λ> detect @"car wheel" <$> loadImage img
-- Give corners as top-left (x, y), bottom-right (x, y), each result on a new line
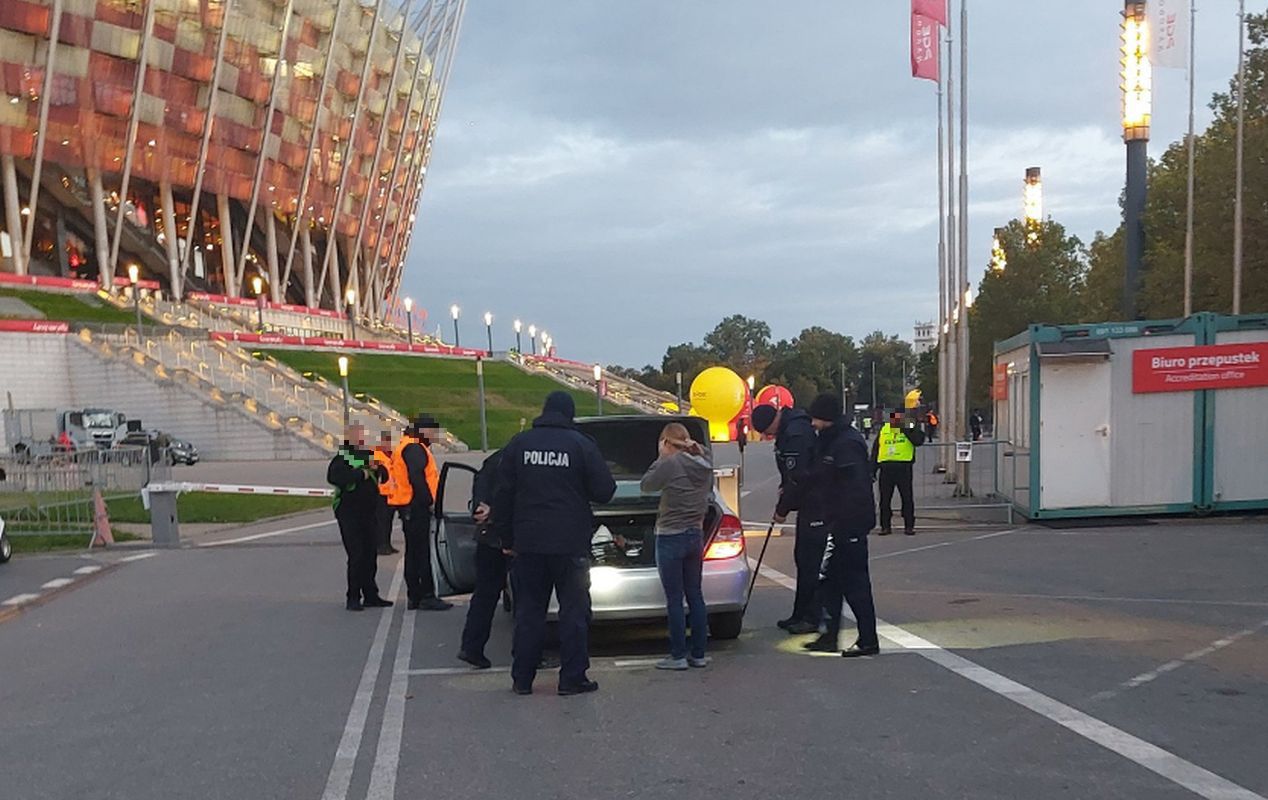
top-left (0, 532), bottom-right (12, 564)
top-left (168, 453), bottom-right (177, 466)
top-left (709, 611), bottom-right (744, 640)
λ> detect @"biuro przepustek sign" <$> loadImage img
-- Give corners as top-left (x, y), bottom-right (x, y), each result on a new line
top-left (1132, 343), bottom-right (1268, 393)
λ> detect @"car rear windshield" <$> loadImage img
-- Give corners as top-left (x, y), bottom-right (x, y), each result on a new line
top-left (578, 417), bottom-right (711, 478)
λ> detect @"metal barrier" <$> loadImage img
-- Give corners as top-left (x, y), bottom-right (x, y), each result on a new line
top-left (875, 439), bottom-right (1014, 522)
top-left (0, 447), bottom-right (155, 536)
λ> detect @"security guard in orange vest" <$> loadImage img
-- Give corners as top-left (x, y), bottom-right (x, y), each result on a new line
top-left (871, 408), bottom-right (926, 535)
top-left (373, 430), bottom-right (402, 556)
top-left (399, 414), bottom-right (451, 611)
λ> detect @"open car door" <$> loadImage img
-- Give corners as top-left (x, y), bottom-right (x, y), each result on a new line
top-left (432, 462), bottom-right (480, 596)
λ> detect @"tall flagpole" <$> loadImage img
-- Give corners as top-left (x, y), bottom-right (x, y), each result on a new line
top-left (956, 0), bottom-right (971, 496)
top-left (936, 57), bottom-right (948, 469)
top-left (1183, 0), bottom-right (1197, 317)
top-left (1232, 0), bottom-right (1246, 315)
top-left (944, 18), bottom-right (959, 479)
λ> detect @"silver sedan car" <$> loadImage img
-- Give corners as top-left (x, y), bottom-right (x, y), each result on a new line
top-left (433, 416), bottom-right (751, 639)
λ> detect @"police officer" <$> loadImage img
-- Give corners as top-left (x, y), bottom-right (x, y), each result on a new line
top-left (800, 394), bottom-right (879, 657)
top-left (494, 392), bottom-right (616, 696)
top-left (399, 415), bottom-right (453, 611)
top-left (751, 401), bottom-right (820, 635)
top-left (457, 448), bottom-right (507, 670)
top-left (326, 423), bottom-right (393, 611)
top-left (871, 408), bottom-right (927, 535)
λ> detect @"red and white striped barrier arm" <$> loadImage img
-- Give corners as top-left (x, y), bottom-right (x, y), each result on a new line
top-left (144, 482), bottom-right (333, 498)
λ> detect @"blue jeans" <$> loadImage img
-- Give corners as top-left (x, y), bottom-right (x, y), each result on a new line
top-left (655, 530), bottom-right (707, 660)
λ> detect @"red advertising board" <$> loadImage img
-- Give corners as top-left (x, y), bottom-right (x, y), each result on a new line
top-left (0, 319), bottom-right (70, 334)
top-left (991, 363), bottom-right (1009, 400)
top-left (1133, 343), bottom-right (1268, 393)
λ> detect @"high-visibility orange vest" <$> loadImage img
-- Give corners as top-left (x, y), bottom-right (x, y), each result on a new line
top-left (927, 412), bottom-right (939, 426)
top-left (372, 449), bottom-right (396, 500)
top-left (388, 435), bottom-right (440, 507)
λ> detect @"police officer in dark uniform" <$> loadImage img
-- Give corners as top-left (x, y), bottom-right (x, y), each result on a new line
top-left (494, 392), bottom-right (616, 696)
top-left (799, 394), bottom-right (879, 657)
top-left (326, 423), bottom-right (393, 611)
top-left (457, 448), bottom-right (507, 670)
top-left (751, 401), bottom-right (820, 635)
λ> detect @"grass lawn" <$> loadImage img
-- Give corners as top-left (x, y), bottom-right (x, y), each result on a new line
top-left (105, 492), bottom-right (330, 524)
top-left (10, 529), bottom-right (141, 554)
top-left (0, 288), bottom-right (136, 324)
top-left (260, 350), bottom-right (638, 449)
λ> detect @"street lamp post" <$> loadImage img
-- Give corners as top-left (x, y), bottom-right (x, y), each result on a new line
top-left (127, 263), bottom-right (142, 340)
top-left (594, 364), bottom-right (603, 415)
top-left (476, 356), bottom-right (489, 451)
top-left (676, 371), bottom-right (684, 411)
top-left (528, 324), bottom-right (537, 355)
top-left (484, 311), bottom-right (493, 355)
top-left (450, 304), bottom-right (460, 348)
top-left (514, 319), bottom-right (522, 354)
top-left (338, 356), bottom-right (350, 427)
top-left (403, 296), bottom-right (414, 345)
top-left (346, 289), bottom-right (358, 341)
top-left (1121, 0), bottom-right (1151, 319)
top-left (252, 275), bottom-right (265, 330)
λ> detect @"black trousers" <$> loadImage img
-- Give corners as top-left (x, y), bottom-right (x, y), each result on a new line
top-left (511, 552), bottom-right (591, 688)
top-left (460, 544), bottom-right (509, 658)
top-left (878, 461), bottom-right (915, 532)
top-left (336, 507), bottom-right (380, 603)
top-left (377, 505), bottom-right (405, 551)
top-left (402, 505), bottom-right (437, 603)
top-left (818, 529), bottom-right (878, 648)
top-left (790, 515), bottom-right (829, 623)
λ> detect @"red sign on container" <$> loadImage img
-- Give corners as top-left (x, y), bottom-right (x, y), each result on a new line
top-left (991, 363), bottom-right (1009, 400)
top-left (1133, 343), bottom-right (1268, 393)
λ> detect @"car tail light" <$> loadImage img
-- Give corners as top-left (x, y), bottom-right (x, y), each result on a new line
top-left (705, 513), bottom-right (745, 560)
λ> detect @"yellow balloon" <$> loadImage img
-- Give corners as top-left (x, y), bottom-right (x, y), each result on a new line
top-left (905, 388), bottom-right (923, 409)
top-left (689, 367), bottom-right (746, 424)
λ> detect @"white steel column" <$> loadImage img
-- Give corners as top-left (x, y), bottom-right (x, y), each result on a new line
top-left (316, 0), bottom-right (388, 313)
top-left (160, 178), bottom-right (181, 297)
top-left (956, 0), bottom-right (971, 496)
top-left (943, 20), bottom-right (959, 480)
top-left (279, 0), bottom-right (350, 295)
top-left (21, 0), bottom-right (63, 262)
top-left (300, 221), bottom-right (315, 307)
top-left (233, 0), bottom-right (295, 294)
top-left (107, 0), bottom-right (158, 281)
top-left (86, 167), bottom-right (111, 289)
top-left (2, 155), bottom-right (26, 275)
top-left (217, 192), bottom-right (237, 295)
top-left (265, 209), bottom-right (281, 302)
top-left (179, 0), bottom-right (235, 286)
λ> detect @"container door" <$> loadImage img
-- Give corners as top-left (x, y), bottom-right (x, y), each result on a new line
top-left (1039, 360), bottom-right (1112, 509)
top-left (433, 462), bottom-right (479, 596)
top-left (1210, 330), bottom-right (1268, 506)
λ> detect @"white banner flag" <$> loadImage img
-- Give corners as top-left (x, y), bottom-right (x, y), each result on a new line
top-left (1150, 0), bottom-right (1190, 69)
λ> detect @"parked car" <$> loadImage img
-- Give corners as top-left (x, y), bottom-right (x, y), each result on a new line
top-left (0, 516), bottom-right (12, 564)
top-left (117, 430), bottom-right (198, 466)
top-left (166, 438), bottom-right (199, 466)
top-left (432, 415), bottom-right (751, 639)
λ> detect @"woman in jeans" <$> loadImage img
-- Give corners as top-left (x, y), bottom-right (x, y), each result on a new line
top-left (640, 423), bottom-right (714, 670)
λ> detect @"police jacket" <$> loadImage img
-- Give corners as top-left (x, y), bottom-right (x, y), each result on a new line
top-left (472, 449), bottom-right (503, 549)
top-left (327, 445), bottom-right (385, 516)
top-left (807, 418), bottom-right (876, 533)
top-left (493, 412), bottom-right (617, 555)
top-left (774, 408), bottom-right (817, 518)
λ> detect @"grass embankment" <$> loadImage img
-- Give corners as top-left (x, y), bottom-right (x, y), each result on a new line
top-left (105, 492), bottom-right (330, 524)
top-left (261, 350), bottom-right (637, 448)
top-left (10, 530), bottom-right (141, 554)
top-left (0, 288), bottom-right (136, 324)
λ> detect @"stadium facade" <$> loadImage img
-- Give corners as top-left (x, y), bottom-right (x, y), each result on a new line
top-left (0, 0), bottom-right (464, 319)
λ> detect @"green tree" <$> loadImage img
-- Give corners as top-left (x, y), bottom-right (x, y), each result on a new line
top-left (764, 326), bottom-right (859, 406)
top-left (856, 331), bottom-right (914, 411)
top-left (914, 345), bottom-right (938, 402)
top-left (702, 315), bottom-right (773, 378)
top-left (660, 342), bottom-right (713, 391)
top-left (968, 219), bottom-right (1089, 410)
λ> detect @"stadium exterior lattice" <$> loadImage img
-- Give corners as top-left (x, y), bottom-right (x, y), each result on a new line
top-left (0, 0), bottom-right (465, 321)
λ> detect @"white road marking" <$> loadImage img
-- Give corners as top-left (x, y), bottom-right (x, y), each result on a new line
top-left (366, 578), bottom-right (417, 800)
top-left (320, 558), bottom-right (405, 800)
top-left (73, 565), bottom-right (102, 575)
top-left (118, 552), bottom-right (157, 563)
top-left (871, 528), bottom-right (1020, 561)
top-left (883, 589), bottom-right (1268, 609)
top-left (2, 593), bottom-right (40, 606)
top-left (404, 658), bottom-right (678, 677)
top-left (200, 520), bottom-right (334, 547)
top-left (753, 561), bottom-right (1265, 800)
top-left (41, 578), bottom-right (74, 589)
top-left (1092, 619), bottom-right (1268, 702)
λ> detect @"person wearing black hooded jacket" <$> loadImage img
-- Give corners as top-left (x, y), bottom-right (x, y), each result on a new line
top-left (751, 402), bottom-right (821, 634)
top-left (493, 391), bottom-right (616, 696)
top-left (800, 394), bottom-right (879, 658)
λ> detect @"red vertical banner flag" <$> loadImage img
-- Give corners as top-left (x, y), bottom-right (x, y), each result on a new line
top-left (913, 0), bottom-right (948, 26)
top-left (911, 12), bottom-right (940, 82)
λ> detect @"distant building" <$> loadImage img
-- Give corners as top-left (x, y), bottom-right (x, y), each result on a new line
top-left (913, 321), bottom-right (936, 355)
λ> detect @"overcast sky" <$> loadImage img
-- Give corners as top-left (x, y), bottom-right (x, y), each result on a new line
top-left (403, 1), bottom-right (1245, 367)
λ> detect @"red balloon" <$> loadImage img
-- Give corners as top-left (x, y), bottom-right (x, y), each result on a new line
top-left (755, 385), bottom-right (794, 410)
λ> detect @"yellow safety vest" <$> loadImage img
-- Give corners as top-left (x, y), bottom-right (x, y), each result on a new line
top-left (877, 424), bottom-right (915, 463)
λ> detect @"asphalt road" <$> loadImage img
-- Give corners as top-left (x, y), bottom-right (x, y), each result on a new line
top-left (1, 441), bottom-right (1265, 799)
